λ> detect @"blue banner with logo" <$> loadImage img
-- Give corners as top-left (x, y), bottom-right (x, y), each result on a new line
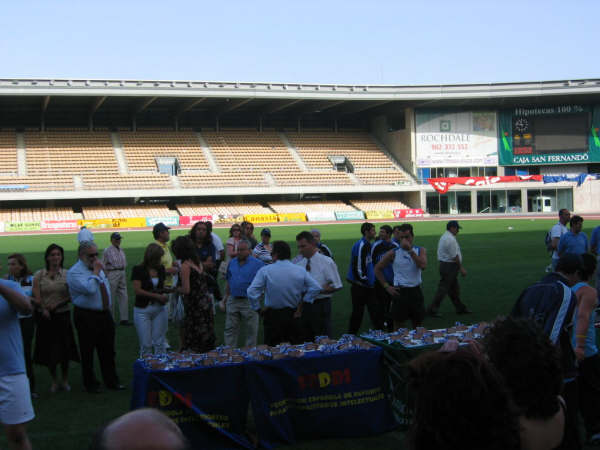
top-left (335, 211), bottom-right (365, 221)
top-left (245, 348), bottom-right (396, 445)
top-left (131, 362), bottom-right (255, 449)
top-left (145, 216), bottom-right (180, 227)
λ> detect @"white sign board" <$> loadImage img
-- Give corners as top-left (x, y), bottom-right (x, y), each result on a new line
top-left (416, 111), bottom-right (498, 167)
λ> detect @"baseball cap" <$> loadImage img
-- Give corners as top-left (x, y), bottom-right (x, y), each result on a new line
top-left (110, 232), bottom-right (122, 240)
top-left (153, 222), bottom-right (170, 234)
top-left (261, 228), bottom-right (271, 236)
top-left (446, 220), bottom-right (462, 230)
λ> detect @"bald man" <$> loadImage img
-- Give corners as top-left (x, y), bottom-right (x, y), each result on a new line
top-left (89, 408), bottom-right (189, 450)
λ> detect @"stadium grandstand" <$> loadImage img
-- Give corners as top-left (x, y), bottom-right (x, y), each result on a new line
top-left (0, 77), bottom-right (599, 231)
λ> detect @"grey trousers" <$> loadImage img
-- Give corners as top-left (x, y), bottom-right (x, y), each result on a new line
top-left (224, 297), bottom-right (259, 348)
top-left (107, 270), bottom-right (129, 322)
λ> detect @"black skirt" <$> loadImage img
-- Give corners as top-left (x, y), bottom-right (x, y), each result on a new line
top-left (34, 310), bottom-right (80, 367)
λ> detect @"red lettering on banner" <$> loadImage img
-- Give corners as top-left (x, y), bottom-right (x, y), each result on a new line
top-left (174, 391), bottom-right (193, 408)
top-left (427, 175), bottom-right (542, 194)
top-left (393, 209), bottom-right (424, 219)
top-left (298, 369), bottom-right (352, 390)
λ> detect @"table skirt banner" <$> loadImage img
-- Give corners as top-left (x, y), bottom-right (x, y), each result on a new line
top-left (245, 348), bottom-right (396, 445)
top-left (131, 362), bottom-right (255, 449)
top-left (179, 215), bottom-right (214, 226)
top-left (392, 209), bottom-right (425, 219)
top-left (244, 213), bottom-right (279, 224)
top-left (277, 213), bottom-right (307, 222)
top-left (364, 210), bottom-right (395, 220)
top-left (306, 211), bottom-right (336, 222)
top-left (335, 211), bottom-right (365, 221)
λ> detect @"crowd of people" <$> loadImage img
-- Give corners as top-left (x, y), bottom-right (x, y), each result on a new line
top-left (1, 213), bottom-right (600, 449)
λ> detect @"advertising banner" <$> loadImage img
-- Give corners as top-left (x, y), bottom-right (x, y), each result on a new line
top-left (244, 214), bottom-right (278, 224)
top-left (41, 220), bottom-right (79, 231)
top-left (277, 213), bottom-right (307, 222)
top-left (5, 221), bottom-right (42, 232)
top-left (427, 175), bottom-right (542, 194)
top-left (335, 211), bottom-right (365, 221)
top-left (498, 104), bottom-right (600, 166)
top-left (0, 222), bottom-right (4, 233)
top-left (416, 110), bottom-right (498, 167)
top-left (306, 211), bottom-right (336, 222)
top-left (145, 216), bottom-right (180, 227)
top-left (214, 214), bottom-right (244, 224)
top-left (111, 217), bottom-right (148, 228)
top-left (78, 219), bottom-right (113, 229)
top-left (246, 348), bottom-right (396, 445)
top-left (393, 209), bottom-right (425, 219)
top-left (179, 215), bottom-right (214, 226)
top-left (364, 210), bottom-right (395, 220)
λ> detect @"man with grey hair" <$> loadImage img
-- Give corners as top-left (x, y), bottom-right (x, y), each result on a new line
top-left (224, 240), bottom-right (264, 347)
top-left (67, 241), bottom-right (123, 394)
top-left (89, 408), bottom-right (189, 450)
top-left (311, 229), bottom-right (333, 260)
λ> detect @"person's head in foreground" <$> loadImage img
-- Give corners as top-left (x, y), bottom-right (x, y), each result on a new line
top-left (408, 348), bottom-right (520, 450)
top-left (89, 408), bottom-right (189, 450)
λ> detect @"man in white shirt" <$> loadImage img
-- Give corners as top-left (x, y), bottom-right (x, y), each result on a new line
top-left (78, 226), bottom-right (94, 243)
top-left (550, 209), bottom-right (571, 271)
top-left (295, 231), bottom-right (343, 339)
top-left (426, 220), bottom-right (471, 318)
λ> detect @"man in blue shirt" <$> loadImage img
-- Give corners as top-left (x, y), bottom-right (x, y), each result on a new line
top-left (225, 240), bottom-right (264, 347)
top-left (0, 279), bottom-right (34, 450)
top-left (347, 222), bottom-right (380, 334)
top-left (247, 241), bottom-right (321, 346)
top-left (558, 215), bottom-right (589, 257)
top-left (67, 241), bottom-right (123, 393)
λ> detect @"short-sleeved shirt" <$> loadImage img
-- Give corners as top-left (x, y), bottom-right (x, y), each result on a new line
top-left (155, 240), bottom-right (175, 287)
top-left (211, 232), bottom-right (224, 261)
top-left (226, 256), bottom-right (264, 298)
top-left (7, 275), bottom-right (33, 319)
top-left (33, 269), bottom-right (70, 314)
top-left (550, 222), bottom-right (569, 260)
top-left (252, 242), bottom-right (273, 264)
top-left (437, 230), bottom-right (461, 263)
top-left (295, 252), bottom-right (342, 300)
top-left (558, 231), bottom-right (589, 256)
top-left (0, 279), bottom-right (27, 376)
top-left (77, 227), bottom-right (94, 243)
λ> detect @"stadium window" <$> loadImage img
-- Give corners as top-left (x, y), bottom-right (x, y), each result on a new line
top-left (457, 167), bottom-right (470, 177)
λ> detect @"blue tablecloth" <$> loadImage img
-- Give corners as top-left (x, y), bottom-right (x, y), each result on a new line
top-left (131, 347), bottom-right (397, 448)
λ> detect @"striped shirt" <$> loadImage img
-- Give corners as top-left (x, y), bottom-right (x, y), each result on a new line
top-left (102, 245), bottom-right (127, 271)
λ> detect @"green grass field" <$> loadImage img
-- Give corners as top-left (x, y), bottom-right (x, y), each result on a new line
top-left (1, 217), bottom-right (599, 449)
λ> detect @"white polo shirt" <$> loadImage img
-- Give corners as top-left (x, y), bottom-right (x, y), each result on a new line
top-left (437, 230), bottom-right (462, 263)
top-left (550, 222), bottom-right (568, 261)
top-left (295, 251), bottom-right (343, 300)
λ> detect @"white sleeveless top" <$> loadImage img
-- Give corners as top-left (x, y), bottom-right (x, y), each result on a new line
top-left (392, 246), bottom-right (422, 287)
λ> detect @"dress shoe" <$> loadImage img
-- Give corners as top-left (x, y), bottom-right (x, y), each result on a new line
top-left (107, 384), bottom-right (126, 391)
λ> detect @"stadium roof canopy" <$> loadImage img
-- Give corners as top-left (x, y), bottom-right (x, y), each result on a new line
top-left (2, 78), bottom-right (600, 128)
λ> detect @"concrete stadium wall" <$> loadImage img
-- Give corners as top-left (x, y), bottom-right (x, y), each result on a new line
top-left (370, 108), bottom-right (415, 175)
top-left (573, 179), bottom-right (600, 213)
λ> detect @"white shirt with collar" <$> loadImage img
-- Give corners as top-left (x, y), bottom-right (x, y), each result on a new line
top-left (437, 230), bottom-right (462, 263)
top-left (295, 251), bottom-right (343, 299)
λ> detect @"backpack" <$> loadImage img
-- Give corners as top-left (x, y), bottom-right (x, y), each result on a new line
top-left (544, 230), bottom-right (554, 252)
top-left (511, 278), bottom-right (577, 377)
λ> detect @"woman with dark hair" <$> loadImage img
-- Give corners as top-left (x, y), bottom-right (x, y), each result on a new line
top-left (171, 236), bottom-right (215, 353)
top-left (32, 244), bottom-right (79, 393)
top-left (219, 223), bottom-right (242, 279)
top-left (5, 253), bottom-right (37, 398)
top-left (482, 317), bottom-right (566, 450)
top-left (190, 221), bottom-right (216, 275)
top-left (408, 348), bottom-right (520, 450)
top-left (132, 243), bottom-right (169, 356)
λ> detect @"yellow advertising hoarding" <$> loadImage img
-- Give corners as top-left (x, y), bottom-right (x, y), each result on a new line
top-left (364, 210), bottom-right (395, 220)
top-left (277, 213), bottom-right (307, 222)
top-left (244, 214), bottom-right (279, 224)
top-left (77, 217), bottom-right (148, 229)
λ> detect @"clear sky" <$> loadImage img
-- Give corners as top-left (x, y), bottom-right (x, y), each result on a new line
top-left (1, 0), bottom-right (598, 85)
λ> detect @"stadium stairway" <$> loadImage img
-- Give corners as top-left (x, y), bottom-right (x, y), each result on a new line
top-left (16, 132), bottom-right (26, 176)
top-left (196, 132), bottom-right (220, 173)
top-left (369, 134), bottom-right (417, 182)
top-left (110, 132), bottom-right (129, 174)
top-left (279, 132), bottom-right (308, 171)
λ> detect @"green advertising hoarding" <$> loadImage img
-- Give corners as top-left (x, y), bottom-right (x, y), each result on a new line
top-left (498, 104), bottom-right (600, 165)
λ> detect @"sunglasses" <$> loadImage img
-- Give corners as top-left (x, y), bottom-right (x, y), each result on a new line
top-left (87, 252), bottom-right (99, 258)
